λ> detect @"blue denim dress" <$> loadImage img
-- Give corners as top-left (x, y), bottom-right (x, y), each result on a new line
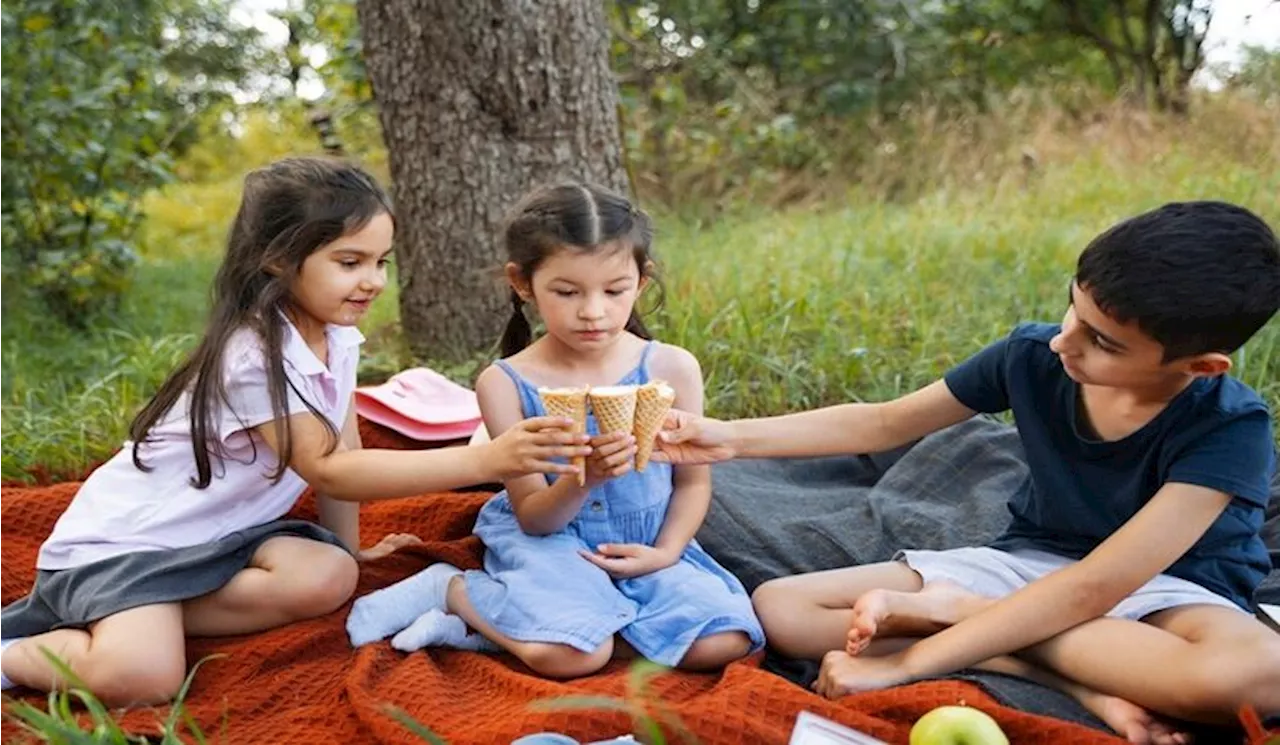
top-left (463, 343), bottom-right (764, 666)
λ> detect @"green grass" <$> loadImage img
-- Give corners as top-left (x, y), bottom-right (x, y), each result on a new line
top-left (3, 124), bottom-right (1279, 483)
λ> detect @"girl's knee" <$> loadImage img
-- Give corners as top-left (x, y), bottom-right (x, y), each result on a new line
top-left (677, 632), bottom-right (753, 671)
top-left (81, 648), bottom-right (187, 707)
top-left (280, 547), bottom-right (358, 618)
top-left (522, 640), bottom-right (612, 679)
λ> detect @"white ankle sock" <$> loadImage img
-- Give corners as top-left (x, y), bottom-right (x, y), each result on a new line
top-left (1, 638), bottom-right (23, 690)
top-left (390, 609), bottom-right (499, 653)
top-left (345, 563), bottom-right (462, 647)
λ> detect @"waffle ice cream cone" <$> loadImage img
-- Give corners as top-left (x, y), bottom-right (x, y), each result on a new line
top-left (588, 385), bottom-right (638, 436)
top-left (633, 380), bottom-right (676, 471)
top-left (538, 386), bottom-right (589, 486)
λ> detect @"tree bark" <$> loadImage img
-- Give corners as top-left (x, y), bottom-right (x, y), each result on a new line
top-left (357, 0), bottom-right (629, 359)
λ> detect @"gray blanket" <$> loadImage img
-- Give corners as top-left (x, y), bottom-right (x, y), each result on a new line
top-left (698, 416), bottom-right (1280, 736)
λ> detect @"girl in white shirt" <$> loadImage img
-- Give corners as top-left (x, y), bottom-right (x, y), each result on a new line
top-left (0, 157), bottom-right (591, 706)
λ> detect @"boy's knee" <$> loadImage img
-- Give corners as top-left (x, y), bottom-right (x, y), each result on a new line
top-left (1242, 638), bottom-right (1280, 714)
top-left (750, 579), bottom-right (787, 620)
top-left (523, 641), bottom-right (612, 679)
top-left (280, 548), bottom-right (358, 619)
top-left (752, 580), bottom-right (805, 636)
top-left (1183, 639), bottom-right (1280, 717)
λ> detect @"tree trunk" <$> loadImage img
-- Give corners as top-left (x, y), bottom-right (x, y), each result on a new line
top-left (357, 0), bottom-right (629, 359)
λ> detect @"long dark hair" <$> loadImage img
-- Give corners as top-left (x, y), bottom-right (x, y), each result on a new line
top-left (129, 157), bottom-right (393, 487)
top-left (499, 182), bottom-right (661, 358)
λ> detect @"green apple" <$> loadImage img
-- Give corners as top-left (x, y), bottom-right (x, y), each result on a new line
top-left (909, 705), bottom-right (1010, 745)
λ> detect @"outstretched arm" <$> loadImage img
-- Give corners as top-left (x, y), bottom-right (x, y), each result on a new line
top-left (659, 379), bottom-right (977, 463)
top-left (255, 398), bottom-right (591, 502)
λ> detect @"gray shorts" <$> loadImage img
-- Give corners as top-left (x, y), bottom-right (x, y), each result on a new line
top-left (897, 546), bottom-right (1244, 620)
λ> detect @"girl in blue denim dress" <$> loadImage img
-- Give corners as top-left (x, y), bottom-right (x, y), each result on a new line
top-left (347, 182), bottom-right (763, 677)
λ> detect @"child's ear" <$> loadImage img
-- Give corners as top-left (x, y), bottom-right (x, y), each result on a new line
top-left (1183, 352), bottom-right (1231, 378)
top-left (504, 262), bottom-right (533, 302)
top-left (638, 260), bottom-right (656, 293)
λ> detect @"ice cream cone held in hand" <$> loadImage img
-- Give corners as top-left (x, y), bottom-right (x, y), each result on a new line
top-left (537, 386), bottom-right (589, 485)
top-left (634, 380), bottom-right (676, 471)
top-left (588, 386), bottom-right (638, 436)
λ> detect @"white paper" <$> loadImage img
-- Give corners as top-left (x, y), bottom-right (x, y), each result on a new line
top-left (789, 711), bottom-right (889, 745)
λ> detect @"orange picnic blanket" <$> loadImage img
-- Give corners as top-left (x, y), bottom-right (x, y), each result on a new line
top-left (1, 424), bottom-right (1122, 744)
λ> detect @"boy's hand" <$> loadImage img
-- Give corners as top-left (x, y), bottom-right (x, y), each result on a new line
top-left (487, 416), bottom-right (592, 480)
top-left (580, 543), bottom-right (677, 579)
top-left (584, 431), bottom-right (637, 486)
top-left (651, 409), bottom-right (737, 465)
top-left (357, 532), bottom-right (424, 562)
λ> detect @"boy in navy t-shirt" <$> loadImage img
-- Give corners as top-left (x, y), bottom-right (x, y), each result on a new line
top-left (657, 201), bottom-right (1280, 741)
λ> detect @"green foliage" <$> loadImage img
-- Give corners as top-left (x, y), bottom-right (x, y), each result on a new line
top-left (2, 650), bottom-right (223, 744)
top-left (1226, 45), bottom-right (1280, 103)
top-left (529, 661), bottom-right (695, 744)
top-left (4, 94), bottom-right (1276, 483)
top-left (0, 0), bottom-right (263, 324)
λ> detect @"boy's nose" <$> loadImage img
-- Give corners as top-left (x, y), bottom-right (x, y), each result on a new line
top-left (1049, 329), bottom-right (1077, 356)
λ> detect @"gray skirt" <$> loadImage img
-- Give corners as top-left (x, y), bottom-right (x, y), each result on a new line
top-left (1, 519), bottom-right (347, 638)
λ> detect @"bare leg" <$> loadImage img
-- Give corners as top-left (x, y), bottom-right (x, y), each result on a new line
top-left (445, 576), bottom-right (611, 679)
top-left (677, 631), bottom-right (753, 671)
top-left (183, 536), bottom-right (358, 636)
top-left (1, 604), bottom-right (186, 707)
top-left (751, 561), bottom-right (923, 659)
top-left (845, 582), bottom-right (986, 654)
top-left (854, 638), bottom-right (1190, 745)
top-left (840, 581), bottom-right (1280, 724)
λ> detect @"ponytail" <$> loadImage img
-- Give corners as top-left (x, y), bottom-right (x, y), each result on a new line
top-left (499, 291), bottom-right (533, 357)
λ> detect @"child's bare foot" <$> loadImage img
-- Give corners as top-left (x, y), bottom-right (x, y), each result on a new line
top-left (845, 582), bottom-right (986, 655)
top-left (1083, 692), bottom-right (1191, 745)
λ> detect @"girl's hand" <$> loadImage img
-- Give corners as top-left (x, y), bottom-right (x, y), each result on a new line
top-left (584, 432), bottom-right (637, 486)
top-left (488, 416), bottom-right (593, 480)
top-left (580, 543), bottom-right (678, 579)
top-left (357, 532), bottom-right (424, 562)
top-left (652, 409), bottom-right (737, 465)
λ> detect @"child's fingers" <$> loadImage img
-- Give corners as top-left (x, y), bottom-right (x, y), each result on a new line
top-left (536, 444), bottom-right (593, 459)
top-left (523, 415), bottom-right (578, 432)
top-left (533, 430), bottom-right (591, 446)
top-left (594, 543), bottom-right (642, 558)
top-left (600, 443), bottom-right (637, 465)
top-left (529, 460), bottom-right (580, 475)
top-left (591, 433), bottom-right (635, 455)
top-left (578, 550), bottom-right (617, 572)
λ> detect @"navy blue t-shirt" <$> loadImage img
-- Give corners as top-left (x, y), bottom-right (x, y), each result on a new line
top-left (944, 323), bottom-right (1274, 610)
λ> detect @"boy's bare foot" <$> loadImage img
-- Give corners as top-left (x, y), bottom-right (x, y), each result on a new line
top-left (846, 582), bottom-right (986, 655)
top-left (1083, 691), bottom-right (1191, 745)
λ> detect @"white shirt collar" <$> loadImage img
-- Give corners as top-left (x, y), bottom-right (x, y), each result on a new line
top-left (279, 314), bottom-right (365, 376)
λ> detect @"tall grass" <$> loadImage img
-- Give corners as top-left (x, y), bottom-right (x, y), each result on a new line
top-left (2, 93), bottom-right (1277, 483)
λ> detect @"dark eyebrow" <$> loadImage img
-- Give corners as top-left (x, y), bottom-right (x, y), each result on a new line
top-left (334, 247), bottom-right (393, 259)
top-left (1069, 283), bottom-right (1128, 351)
